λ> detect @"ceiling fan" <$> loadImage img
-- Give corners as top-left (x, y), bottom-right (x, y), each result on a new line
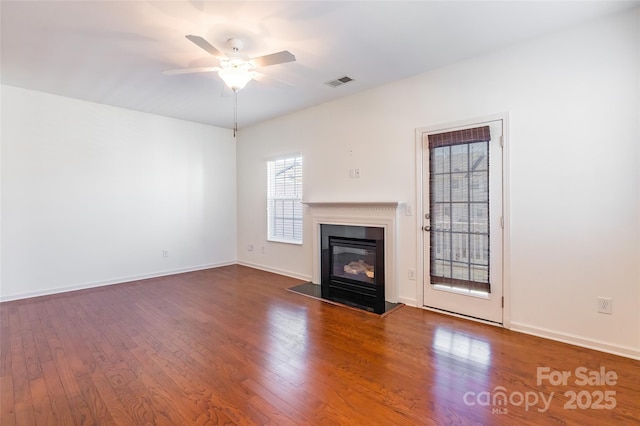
top-left (164, 35), bottom-right (296, 91)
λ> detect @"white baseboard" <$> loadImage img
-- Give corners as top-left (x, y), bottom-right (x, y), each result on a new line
top-left (398, 296), bottom-right (418, 307)
top-left (510, 321), bottom-right (640, 361)
top-left (0, 261), bottom-right (236, 303)
top-left (236, 261), bottom-right (312, 282)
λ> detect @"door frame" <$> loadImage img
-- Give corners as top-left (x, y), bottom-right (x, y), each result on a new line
top-left (414, 113), bottom-right (511, 328)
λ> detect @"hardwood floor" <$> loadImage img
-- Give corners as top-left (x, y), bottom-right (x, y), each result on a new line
top-left (1, 264), bottom-right (638, 425)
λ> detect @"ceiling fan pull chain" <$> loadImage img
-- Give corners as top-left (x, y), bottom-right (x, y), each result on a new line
top-left (234, 89), bottom-right (238, 137)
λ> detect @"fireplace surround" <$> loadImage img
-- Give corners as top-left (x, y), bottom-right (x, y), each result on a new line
top-left (305, 201), bottom-right (400, 312)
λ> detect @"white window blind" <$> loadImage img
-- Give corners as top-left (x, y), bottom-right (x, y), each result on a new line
top-left (267, 155), bottom-right (303, 244)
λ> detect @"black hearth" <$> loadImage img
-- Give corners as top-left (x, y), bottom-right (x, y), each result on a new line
top-left (320, 224), bottom-right (385, 314)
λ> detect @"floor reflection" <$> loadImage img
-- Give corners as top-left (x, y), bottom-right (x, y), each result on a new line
top-left (432, 327), bottom-right (492, 367)
top-left (263, 304), bottom-right (310, 384)
top-left (428, 327), bottom-right (493, 422)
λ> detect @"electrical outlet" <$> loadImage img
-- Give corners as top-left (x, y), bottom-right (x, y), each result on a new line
top-left (162, 250), bottom-right (169, 258)
top-left (408, 269), bottom-right (416, 280)
top-left (597, 297), bottom-right (612, 314)
top-left (247, 245), bottom-right (254, 251)
top-left (261, 246), bottom-right (265, 254)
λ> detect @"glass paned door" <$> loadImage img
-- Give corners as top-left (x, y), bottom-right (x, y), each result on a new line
top-left (422, 120), bottom-right (503, 324)
top-left (431, 141), bottom-right (490, 293)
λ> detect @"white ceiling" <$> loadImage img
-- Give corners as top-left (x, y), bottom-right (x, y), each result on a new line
top-left (2, 1), bottom-right (638, 129)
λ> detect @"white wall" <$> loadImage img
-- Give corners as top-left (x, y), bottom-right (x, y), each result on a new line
top-left (237, 9), bottom-right (640, 358)
top-left (1, 85), bottom-right (237, 301)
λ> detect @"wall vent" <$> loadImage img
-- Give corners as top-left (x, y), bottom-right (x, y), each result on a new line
top-left (325, 76), bottom-right (354, 88)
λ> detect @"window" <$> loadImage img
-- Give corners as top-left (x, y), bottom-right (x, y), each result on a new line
top-left (267, 155), bottom-right (303, 244)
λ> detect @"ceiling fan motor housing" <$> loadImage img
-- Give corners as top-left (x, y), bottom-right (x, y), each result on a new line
top-left (227, 38), bottom-right (243, 52)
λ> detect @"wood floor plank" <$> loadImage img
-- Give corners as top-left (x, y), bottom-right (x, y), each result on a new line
top-left (0, 374), bottom-right (17, 425)
top-left (14, 401), bottom-right (37, 426)
top-left (0, 325), bottom-right (12, 377)
top-left (29, 376), bottom-right (55, 425)
top-left (95, 356), bottom-right (158, 425)
top-left (40, 360), bottom-right (75, 425)
top-left (51, 298), bottom-right (103, 377)
top-left (46, 337), bottom-right (81, 399)
top-left (1, 264), bottom-right (639, 425)
top-left (128, 346), bottom-right (210, 426)
top-left (8, 307), bottom-right (35, 426)
top-left (26, 302), bottom-right (53, 365)
top-left (16, 305), bottom-right (41, 383)
top-left (82, 371), bottom-right (129, 426)
top-left (241, 377), bottom-right (310, 425)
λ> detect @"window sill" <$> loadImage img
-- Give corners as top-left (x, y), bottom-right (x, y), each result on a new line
top-left (267, 238), bottom-right (303, 246)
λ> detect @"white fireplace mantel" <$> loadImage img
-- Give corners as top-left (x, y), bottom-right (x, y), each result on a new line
top-left (304, 201), bottom-right (401, 303)
top-left (303, 201), bottom-right (401, 209)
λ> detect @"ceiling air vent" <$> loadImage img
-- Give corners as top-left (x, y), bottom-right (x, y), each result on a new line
top-left (325, 76), bottom-right (354, 88)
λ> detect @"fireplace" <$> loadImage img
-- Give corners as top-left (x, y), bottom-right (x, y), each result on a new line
top-left (321, 224), bottom-right (385, 313)
top-left (305, 201), bottom-right (400, 313)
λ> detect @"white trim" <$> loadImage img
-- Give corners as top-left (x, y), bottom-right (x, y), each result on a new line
top-left (501, 114), bottom-right (512, 328)
top-left (266, 237), bottom-right (304, 245)
top-left (264, 151), bottom-right (303, 162)
top-left (398, 296), bottom-right (418, 307)
top-left (416, 113), bottom-right (509, 135)
top-left (236, 260), bottom-right (312, 282)
top-left (304, 201), bottom-right (401, 209)
top-left (510, 321), bottom-right (640, 361)
top-left (414, 127), bottom-right (425, 308)
top-left (0, 261), bottom-right (236, 302)
top-left (414, 112), bottom-right (511, 327)
top-left (307, 202), bottom-right (400, 303)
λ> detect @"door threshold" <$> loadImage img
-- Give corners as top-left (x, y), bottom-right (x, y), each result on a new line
top-left (422, 305), bottom-right (503, 327)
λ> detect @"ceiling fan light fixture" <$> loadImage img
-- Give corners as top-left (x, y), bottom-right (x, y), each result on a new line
top-left (218, 60), bottom-right (255, 91)
top-left (219, 68), bottom-right (253, 90)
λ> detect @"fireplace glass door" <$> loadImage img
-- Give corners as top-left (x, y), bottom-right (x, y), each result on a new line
top-left (330, 238), bottom-right (376, 285)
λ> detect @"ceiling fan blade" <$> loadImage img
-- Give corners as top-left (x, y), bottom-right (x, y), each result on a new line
top-left (163, 66), bottom-right (220, 75)
top-left (185, 35), bottom-right (224, 57)
top-left (251, 50), bottom-right (296, 67)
